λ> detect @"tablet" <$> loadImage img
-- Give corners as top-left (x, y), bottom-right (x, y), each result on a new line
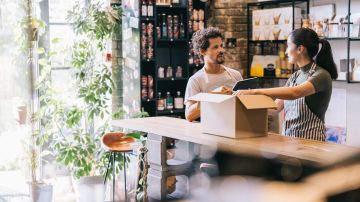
top-left (232, 77), bottom-right (259, 91)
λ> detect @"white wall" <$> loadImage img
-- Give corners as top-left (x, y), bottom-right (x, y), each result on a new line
top-left (332, 81), bottom-right (360, 147)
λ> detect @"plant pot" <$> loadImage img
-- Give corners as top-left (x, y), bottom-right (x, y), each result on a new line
top-left (29, 182), bottom-right (53, 202)
top-left (72, 176), bottom-right (105, 202)
top-left (17, 105), bottom-right (27, 125)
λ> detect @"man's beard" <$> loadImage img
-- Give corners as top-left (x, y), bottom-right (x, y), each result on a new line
top-left (215, 54), bottom-right (225, 64)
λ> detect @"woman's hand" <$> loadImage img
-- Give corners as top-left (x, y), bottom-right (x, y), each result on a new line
top-left (232, 89), bottom-right (256, 96)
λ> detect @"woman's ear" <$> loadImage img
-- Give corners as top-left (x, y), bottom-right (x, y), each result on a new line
top-left (297, 45), bottom-right (304, 54)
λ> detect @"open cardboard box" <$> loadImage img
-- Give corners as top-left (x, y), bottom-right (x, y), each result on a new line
top-left (189, 93), bottom-right (277, 138)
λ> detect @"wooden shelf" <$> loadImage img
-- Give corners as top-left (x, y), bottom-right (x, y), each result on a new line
top-left (157, 38), bottom-right (188, 42)
top-left (247, 0), bottom-right (308, 7)
top-left (323, 37), bottom-right (347, 41)
top-left (156, 5), bottom-right (187, 9)
top-left (142, 99), bottom-right (156, 102)
top-left (189, 63), bottom-right (204, 68)
top-left (156, 109), bottom-right (185, 115)
top-left (140, 17), bottom-right (155, 21)
top-left (350, 37), bottom-right (360, 41)
top-left (254, 76), bottom-right (290, 80)
top-left (157, 77), bottom-right (188, 81)
top-left (141, 59), bottom-right (155, 62)
top-left (349, 80), bottom-right (360, 83)
top-left (249, 40), bottom-right (286, 43)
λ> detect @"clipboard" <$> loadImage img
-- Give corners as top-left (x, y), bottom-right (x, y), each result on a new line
top-left (232, 77), bottom-right (259, 91)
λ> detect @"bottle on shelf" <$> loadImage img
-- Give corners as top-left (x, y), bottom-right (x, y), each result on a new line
top-left (189, 51), bottom-right (194, 64)
top-left (147, 0), bottom-right (153, 17)
top-left (148, 75), bottom-right (154, 99)
top-left (157, 92), bottom-right (165, 111)
top-left (156, 14), bottom-right (161, 38)
top-left (352, 60), bottom-right (360, 81)
top-left (141, 0), bottom-right (147, 17)
top-left (166, 92), bottom-right (174, 110)
top-left (142, 88), bottom-right (148, 100)
top-left (171, 0), bottom-right (180, 5)
top-left (166, 66), bottom-right (173, 78)
top-left (174, 91), bottom-right (184, 109)
top-left (167, 15), bottom-right (173, 39)
top-left (162, 13), bottom-right (168, 38)
top-left (175, 66), bottom-right (183, 78)
top-left (173, 15), bottom-right (179, 39)
top-left (158, 66), bottom-right (165, 78)
top-left (148, 87), bottom-right (154, 99)
top-left (180, 14), bottom-right (185, 38)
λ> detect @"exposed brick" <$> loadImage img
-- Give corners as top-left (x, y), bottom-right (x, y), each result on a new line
top-left (228, 16), bottom-right (247, 24)
top-left (214, 0), bottom-right (247, 9)
top-left (215, 16), bottom-right (228, 24)
top-left (225, 61), bottom-right (242, 69)
top-left (224, 54), bottom-right (238, 61)
top-left (236, 24), bottom-right (247, 32)
top-left (112, 41), bottom-right (118, 49)
top-left (211, 0), bottom-right (251, 74)
top-left (224, 31), bottom-right (247, 39)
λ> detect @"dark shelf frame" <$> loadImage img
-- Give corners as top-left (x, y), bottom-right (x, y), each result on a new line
top-left (156, 109), bottom-right (185, 116)
top-left (157, 77), bottom-right (188, 81)
top-left (140, 0), bottom-right (209, 117)
top-left (346, 0), bottom-right (360, 83)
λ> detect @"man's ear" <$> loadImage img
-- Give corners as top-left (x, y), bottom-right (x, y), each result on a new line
top-left (199, 48), bottom-right (206, 56)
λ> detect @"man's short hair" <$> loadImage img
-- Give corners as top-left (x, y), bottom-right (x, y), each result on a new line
top-left (191, 27), bottom-right (223, 55)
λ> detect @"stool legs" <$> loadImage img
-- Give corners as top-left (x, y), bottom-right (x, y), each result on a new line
top-left (113, 152), bottom-right (116, 202)
top-left (104, 152), bottom-right (128, 202)
top-left (123, 152), bottom-right (127, 202)
top-left (104, 153), bottom-right (112, 184)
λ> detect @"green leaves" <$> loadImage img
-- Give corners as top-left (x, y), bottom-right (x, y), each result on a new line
top-left (125, 132), bottom-right (143, 140)
top-left (78, 67), bottom-right (113, 120)
top-left (66, 107), bottom-right (83, 128)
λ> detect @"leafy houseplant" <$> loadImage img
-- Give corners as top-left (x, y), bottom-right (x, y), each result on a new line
top-left (21, 0), bottom-right (54, 201)
top-left (32, 1), bottom-right (123, 201)
top-left (32, 0), bottom-right (123, 179)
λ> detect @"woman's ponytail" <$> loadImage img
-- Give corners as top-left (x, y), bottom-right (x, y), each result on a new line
top-left (316, 39), bottom-right (338, 79)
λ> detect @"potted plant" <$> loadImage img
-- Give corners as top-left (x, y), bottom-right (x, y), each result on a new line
top-left (33, 1), bottom-right (124, 201)
top-left (20, 0), bottom-right (54, 201)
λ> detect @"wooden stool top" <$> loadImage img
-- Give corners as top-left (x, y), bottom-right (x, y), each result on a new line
top-left (101, 132), bottom-right (135, 152)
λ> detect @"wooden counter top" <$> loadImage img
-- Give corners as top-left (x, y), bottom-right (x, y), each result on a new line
top-left (112, 117), bottom-right (360, 167)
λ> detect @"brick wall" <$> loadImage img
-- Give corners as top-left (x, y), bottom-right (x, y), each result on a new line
top-left (208, 0), bottom-right (252, 77)
top-left (111, 0), bottom-right (123, 113)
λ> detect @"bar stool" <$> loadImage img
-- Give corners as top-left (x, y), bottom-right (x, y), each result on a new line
top-left (101, 132), bottom-right (135, 202)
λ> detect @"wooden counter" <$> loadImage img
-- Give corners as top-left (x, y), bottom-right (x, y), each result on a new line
top-left (112, 116), bottom-right (360, 168)
top-left (112, 116), bottom-right (360, 201)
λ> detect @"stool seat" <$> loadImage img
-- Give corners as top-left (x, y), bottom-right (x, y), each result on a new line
top-left (101, 132), bottom-right (135, 152)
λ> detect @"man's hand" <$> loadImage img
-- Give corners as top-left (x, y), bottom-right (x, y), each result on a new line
top-left (211, 86), bottom-right (233, 95)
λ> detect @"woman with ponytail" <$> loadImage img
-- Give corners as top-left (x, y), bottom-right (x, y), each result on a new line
top-left (235, 28), bottom-right (337, 141)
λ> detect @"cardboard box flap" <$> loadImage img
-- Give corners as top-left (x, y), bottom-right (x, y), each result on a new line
top-left (188, 93), bottom-right (233, 103)
top-left (237, 95), bottom-right (277, 109)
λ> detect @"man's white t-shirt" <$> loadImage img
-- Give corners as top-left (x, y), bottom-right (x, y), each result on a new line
top-left (184, 66), bottom-right (243, 115)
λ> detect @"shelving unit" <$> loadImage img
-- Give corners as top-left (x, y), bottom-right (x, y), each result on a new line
top-left (344, 0), bottom-right (360, 83)
top-left (247, 0), bottom-right (360, 84)
top-left (247, 0), bottom-right (309, 84)
top-left (139, 0), bottom-right (208, 117)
